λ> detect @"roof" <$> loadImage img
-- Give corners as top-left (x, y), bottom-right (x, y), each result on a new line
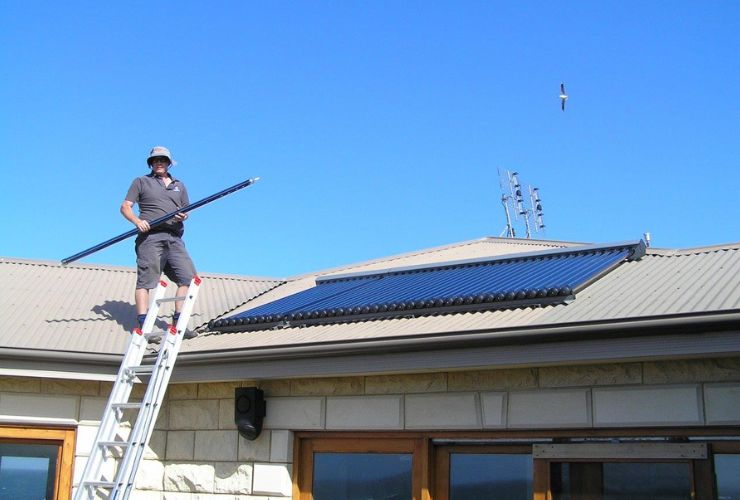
top-left (2, 236), bottom-right (739, 381)
top-left (0, 258), bottom-right (283, 356)
top-left (182, 239), bottom-right (740, 355)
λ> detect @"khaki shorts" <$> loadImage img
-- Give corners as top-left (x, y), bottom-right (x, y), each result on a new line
top-left (135, 231), bottom-right (196, 289)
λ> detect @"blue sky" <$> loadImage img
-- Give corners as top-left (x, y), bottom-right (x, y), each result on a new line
top-left (1, 2), bottom-right (738, 277)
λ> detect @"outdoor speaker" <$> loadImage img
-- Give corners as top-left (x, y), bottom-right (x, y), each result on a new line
top-left (234, 387), bottom-right (266, 440)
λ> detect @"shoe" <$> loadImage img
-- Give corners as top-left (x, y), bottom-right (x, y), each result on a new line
top-left (183, 330), bottom-right (198, 340)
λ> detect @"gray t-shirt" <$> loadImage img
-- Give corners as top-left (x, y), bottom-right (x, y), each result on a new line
top-left (125, 174), bottom-right (190, 234)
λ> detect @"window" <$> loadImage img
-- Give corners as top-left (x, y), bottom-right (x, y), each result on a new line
top-left (294, 431), bottom-right (740, 500)
top-left (0, 426), bottom-right (76, 500)
top-left (711, 443), bottom-right (740, 500)
top-left (294, 435), bottom-right (427, 500)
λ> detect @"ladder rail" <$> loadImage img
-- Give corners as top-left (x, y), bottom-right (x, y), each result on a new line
top-left (115, 276), bottom-right (202, 499)
top-left (73, 281), bottom-right (168, 498)
top-left (74, 276), bottom-right (201, 500)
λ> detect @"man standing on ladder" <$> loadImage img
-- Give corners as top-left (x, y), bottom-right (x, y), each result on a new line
top-left (120, 146), bottom-right (197, 338)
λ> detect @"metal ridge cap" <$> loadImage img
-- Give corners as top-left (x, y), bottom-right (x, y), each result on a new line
top-left (316, 240), bottom-right (645, 283)
top-left (181, 309), bottom-right (740, 364)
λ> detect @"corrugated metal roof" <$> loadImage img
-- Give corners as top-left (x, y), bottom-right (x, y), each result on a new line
top-left (4, 238), bottom-right (739, 360)
top-left (212, 242), bottom-right (641, 332)
top-left (182, 243), bottom-right (740, 354)
top-left (0, 258), bottom-right (283, 355)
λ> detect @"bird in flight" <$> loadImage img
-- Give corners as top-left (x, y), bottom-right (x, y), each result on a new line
top-left (559, 82), bottom-right (568, 111)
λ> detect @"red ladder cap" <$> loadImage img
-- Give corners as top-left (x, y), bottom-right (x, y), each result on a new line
top-left (194, 276), bottom-right (202, 286)
top-left (133, 328), bottom-right (143, 336)
top-left (160, 280), bottom-right (168, 287)
top-left (169, 325), bottom-right (177, 335)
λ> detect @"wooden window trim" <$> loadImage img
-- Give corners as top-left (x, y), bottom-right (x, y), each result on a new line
top-left (433, 444), bottom-right (531, 500)
top-left (294, 429), bottom-right (740, 500)
top-left (0, 425), bottom-right (76, 500)
top-left (293, 435), bottom-right (430, 500)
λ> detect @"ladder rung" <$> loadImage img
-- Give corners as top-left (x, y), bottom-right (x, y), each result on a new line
top-left (156, 295), bottom-right (188, 303)
top-left (83, 480), bottom-right (116, 488)
top-left (127, 365), bottom-right (154, 375)
top-left (98, 440), bottom-right (129, 448)
top-left (112, 402), bottom-right (142, 410)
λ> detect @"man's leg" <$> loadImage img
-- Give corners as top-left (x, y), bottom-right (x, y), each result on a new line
top-left (175, 284), bottom-right (189, 313)
top-left (135, 288), bottom-right (150, 315)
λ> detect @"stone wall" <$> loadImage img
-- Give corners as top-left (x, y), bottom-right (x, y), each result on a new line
top-left (2, 356), bottom-right (740, 499)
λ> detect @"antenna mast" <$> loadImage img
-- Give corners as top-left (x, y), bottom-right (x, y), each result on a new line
top-left (497, 168), bottom-right (515, 237)
top-left (497, 169), bottom-right (546, 239)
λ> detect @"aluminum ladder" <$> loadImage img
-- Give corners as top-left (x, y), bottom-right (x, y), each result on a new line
top-left (74, 275), bottom-right (202, 500)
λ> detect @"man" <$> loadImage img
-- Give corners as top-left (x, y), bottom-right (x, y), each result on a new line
top-left (121, 146), bottom-right (197, 338)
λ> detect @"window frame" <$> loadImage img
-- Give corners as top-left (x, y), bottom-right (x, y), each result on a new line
top-left (434, 444), bottom-right (532, 500)
top-left (0, 425), bottom-right (76, 500)
top-left (294, 433), bottom-right (431, 500)
top-left (294, 429), bottom-right (740, 500)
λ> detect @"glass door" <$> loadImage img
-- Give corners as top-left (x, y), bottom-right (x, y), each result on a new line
top-left (533, 442), bottom-right (713, 500)
top-left (549, 461), bottom-right (692, 500)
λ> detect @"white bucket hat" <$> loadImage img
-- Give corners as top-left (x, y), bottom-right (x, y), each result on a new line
top-left (147, 146), bottom-right (177, 166)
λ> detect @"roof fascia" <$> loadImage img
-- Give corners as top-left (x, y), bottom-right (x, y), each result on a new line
top-left (183, 309), bottom-right (740, 365)
top-left (171, 329), bottom-right (740, 383)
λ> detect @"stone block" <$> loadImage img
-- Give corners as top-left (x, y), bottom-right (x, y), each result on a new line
top-left (75, 424), bottom-right (100, 456)
top-left (41, 379), bottom-right (100, 396)
top-left (0, 377), bottom-right (41, 393)
top-left (539, 363), bottom-right (642, 388)
top-left (326, 395), bottom-right (403, 430)
top-left (129, 490), bottom-right (162, 500)
top-left (79, 397), bottom-right (106, 422)
top-left (168, 384), bottom-right (198, 400)
top-left (448, 369), bottom-right (537, 391)
top-left (644, 358), bottom-right (740, 384)
top-left (704, 383), bottom-right (740, 424)
top-left (239, 430), bottom-right (272, 462)
top-left (155, 403), bottom-right (169, 430)
top-left (219, 398), bottom-right (235, 429)
top-left (508, 389), bottom-right (591, 428)
top-left (164, 462), bottom-right (215, 493)
top-left (252, 463), bottom-right (292, 497)
top-left (145, 430), bottom-right (167, 460)
top-left (480, 392), bottom-right (507, 428)
top-left (593, 385), bottom-right (703, 426)
top-left (290, 377), bottom-right (363, 396)
top-left (1, 393), bottom-right (78, 422)
top-left (214, 462), bottom-right (253, 494)
top-left (405, 392), bottom-right (480, 429)
top-left (169, 400), bottom-right (220, 430)
top-left (194, 430), bottom-right (238, 461)
top-left (135, 458), bottom-right (165, 490)
top-left (263, 397), bottom-right (324, 430)
top-left (260, 379), bottom-right (291, 397)
top-left (365, 373), bottom-right (447, 394)
top-left (167, 431), bottom-right (195, 460)
top-left (198, 382), bottom-right (242, 399)
top-left (270, 431), bottom-right (294, 463)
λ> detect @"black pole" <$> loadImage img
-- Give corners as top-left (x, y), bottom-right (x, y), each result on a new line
top-left (61, 177), bottom-right (260, 266)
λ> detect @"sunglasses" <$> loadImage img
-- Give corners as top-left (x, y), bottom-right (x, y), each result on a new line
top-left (150, 157), bottom-right (171, 165)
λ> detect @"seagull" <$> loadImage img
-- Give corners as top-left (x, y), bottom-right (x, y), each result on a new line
top-left (559, 82), bottom-right (568, 111)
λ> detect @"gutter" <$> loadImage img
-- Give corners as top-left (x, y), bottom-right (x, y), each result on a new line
top-left (0, 348), bottom-right (121, 365)
top-left (176, 309), bottom-right (740, 365)
top-left (2, 310), bottom-right (738, 370)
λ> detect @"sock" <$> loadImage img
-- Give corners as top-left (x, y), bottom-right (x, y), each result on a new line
top-left (137, 314), bottom-right (147, 329)
top-left (173, 312), bottom-right (181, 325)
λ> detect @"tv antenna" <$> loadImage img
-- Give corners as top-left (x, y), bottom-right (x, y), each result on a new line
top-left (497, 169), bottom-right (546, 239)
